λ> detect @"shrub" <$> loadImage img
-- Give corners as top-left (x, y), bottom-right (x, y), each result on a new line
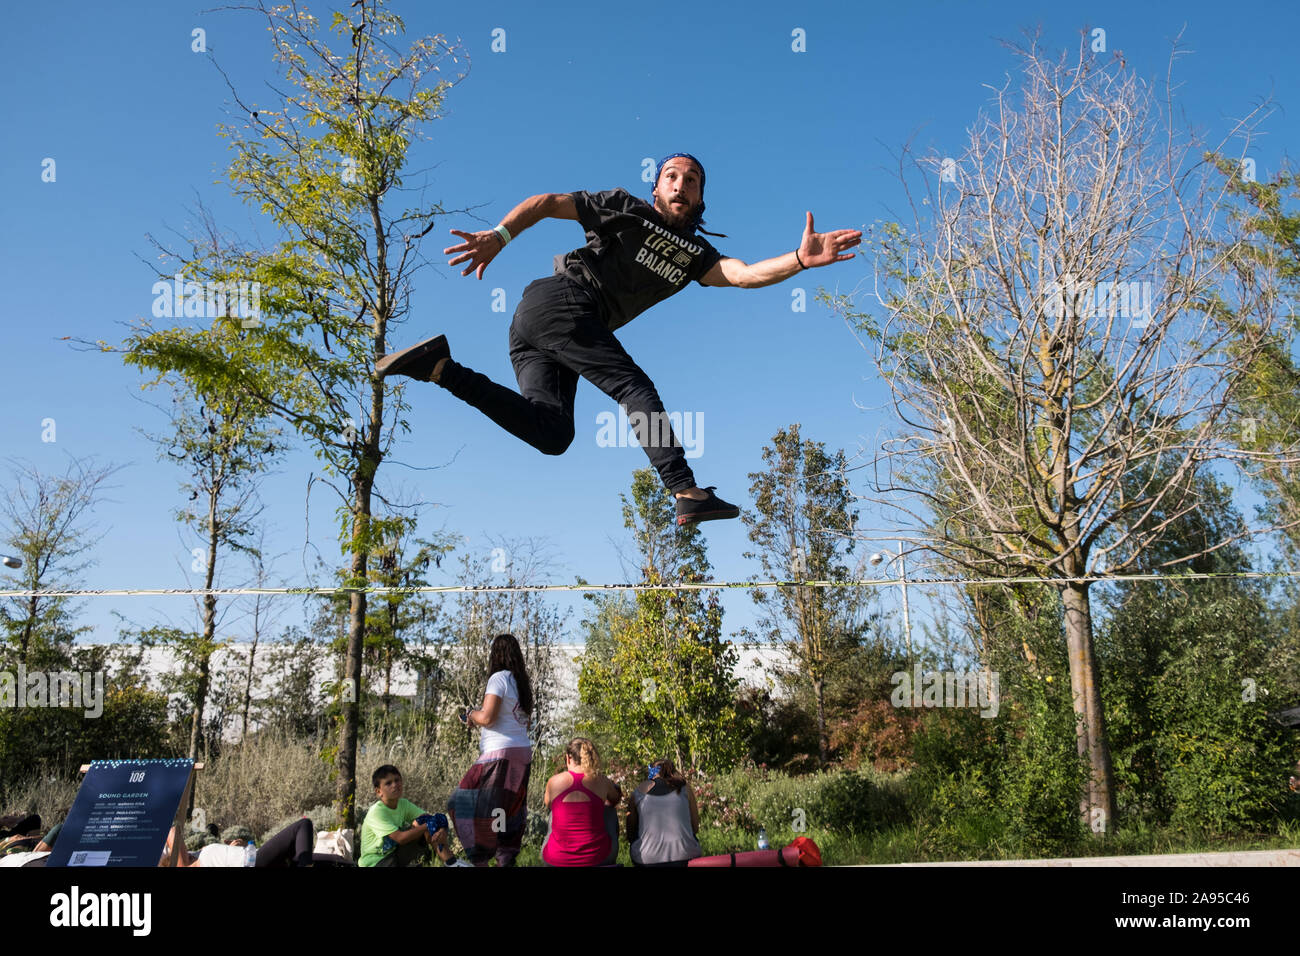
top-left (700, 765), bottom-right (909, 838)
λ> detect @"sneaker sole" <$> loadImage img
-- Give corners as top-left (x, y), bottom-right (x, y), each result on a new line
top-left (375, 335), bottom-right (448, 379)
top-left (676, 508), bottom-right (740, 525)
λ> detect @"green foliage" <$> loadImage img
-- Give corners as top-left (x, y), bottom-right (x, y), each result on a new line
top-left (578, 581), bottom-right (746, 772)
top-left (0, 657), bottom-right (171, 783)
top-left (577, 469), bottom-right (748, 772)
top-left (0, 458), bottom-right (116, 673)
top-left (901, 623), bottom-right (1090, 858)
top-left (106, 0), bottom-right (470, 825)
top-left (750, 769), bottom-right (910, 838)
top-left (252, 626), bottom-right (333, 738)
top-left (1101, 572), bottom-right (1292, 833)
top-left (736, 685), bottom-right (819, 771)
top-left (741, 425), bottom-right (873, 767)
top-left (998, 678), bottom-right (1089, 853)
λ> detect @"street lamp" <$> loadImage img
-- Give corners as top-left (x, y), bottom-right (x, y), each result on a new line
top-left (1, 556), bottom-right (20, 569)
top-left (869, 542), bottom-right (912, 661)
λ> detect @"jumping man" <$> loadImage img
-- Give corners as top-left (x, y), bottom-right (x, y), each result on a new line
top-left (375, 153), bottom-right (862, 524)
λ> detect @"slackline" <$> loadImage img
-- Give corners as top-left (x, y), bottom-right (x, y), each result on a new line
top-left (0, 569), bottom-right (1296, 598)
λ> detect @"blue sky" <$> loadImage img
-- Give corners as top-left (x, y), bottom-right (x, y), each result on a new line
top-left (2, 0), bottom-right (1297, 650)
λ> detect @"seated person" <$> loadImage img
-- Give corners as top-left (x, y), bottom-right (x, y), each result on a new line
top-left (36, 814), bottom-right (67, 853)
top-left (0, 849), bottom-right (49, 868)
top-left (541, 738), bottom-right (622, 867)
top-left (626, 758), bottom-right (702, 867)
top-left (0, 811), bottom-right (62, 867)
top-left (360, 764), bottom-right (464, 867)
top-left (161, 819), bottom-right (319, 867)
top-left (0, 813), bottom-right (42, 855)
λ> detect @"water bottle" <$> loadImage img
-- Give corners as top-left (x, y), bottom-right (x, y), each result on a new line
top-left (757, 827), bottom-right (769, 851)
top-left (244, 840), bottom-right (257, 867)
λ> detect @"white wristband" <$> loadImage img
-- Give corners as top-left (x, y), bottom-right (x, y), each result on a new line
top-left (493, 224), bottom-right (512, 246)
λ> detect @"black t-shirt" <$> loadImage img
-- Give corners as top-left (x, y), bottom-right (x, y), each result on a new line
top-left (554, 188), bottom-right (724, 331)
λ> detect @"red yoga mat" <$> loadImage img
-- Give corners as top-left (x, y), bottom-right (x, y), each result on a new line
top-left (688, 837), bottom-right (822, 867)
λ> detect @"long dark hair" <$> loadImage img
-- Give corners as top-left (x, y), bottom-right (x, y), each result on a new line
top-left (488, 633), bottom-right (533, 716)
top-left (649, 757), bottom-right (687, 793)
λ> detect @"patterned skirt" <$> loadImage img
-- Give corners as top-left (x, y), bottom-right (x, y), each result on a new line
top-left (448, 746), bottom-right (532, 866)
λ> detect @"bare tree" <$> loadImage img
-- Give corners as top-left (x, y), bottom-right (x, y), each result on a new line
top-left (440, 538), bottom-right (568, 749)
top-left (236, 536), bottom-right (289, 741)
top-left (838, 33), bottom-right (1293, 829)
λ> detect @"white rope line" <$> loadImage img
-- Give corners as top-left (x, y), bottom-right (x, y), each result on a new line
top-left (1, 569), bottom-right (1296, 598)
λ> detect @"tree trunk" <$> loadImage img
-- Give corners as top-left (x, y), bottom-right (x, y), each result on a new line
top-left (189, 505), bottom-right (220, 762)
top-left (20, 595), bottom-right (38, 666)
top-left (1061, 581), bottom-right (1115, 832)
top-left (813, 676), bottom-right (828, 768)
top-left (241, 599), bottom-right (260, 741)
top-left (337, 194), bottom-right (390, 828)
top-left (188, 653), bottom-right (211, 761)
top-left (384, 600), bottom-right (395, 717)
top-left (337, 515), bottom-right (369, 830)
top-left (336, 415), bottom-right (380, 828)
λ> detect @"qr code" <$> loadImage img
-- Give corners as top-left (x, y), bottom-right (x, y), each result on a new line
top-left (68, 850), bottom-right (110, 866)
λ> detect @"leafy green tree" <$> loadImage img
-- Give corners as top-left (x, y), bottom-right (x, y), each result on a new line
top-left (577, 469), bottom-right (746, 772)
top-left (141, 388), bottom-right (279, 760)
top-left (1098, 474), bottom-right (1293, 831)
top-left (363, 523), bottom-right (452, 719)
top-left (741, 424), bottom-right (874, 766)
top-left (0, 458), bottom-right (121, 783)
top-left (0, 458), bottom-right (118, 670)
top-left (1208, 157), bottom-right (1300, 558)
top-left (111, 1), bottom-right (466, 826)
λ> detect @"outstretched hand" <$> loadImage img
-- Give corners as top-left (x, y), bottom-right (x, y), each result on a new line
top-left (797, 212), bottom-right (862, 268)
top-left (444, 229), bottom-right (503, 280)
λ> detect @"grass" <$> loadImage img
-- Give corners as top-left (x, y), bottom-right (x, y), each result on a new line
top-left (5, 734), bottom-right (1297, 865)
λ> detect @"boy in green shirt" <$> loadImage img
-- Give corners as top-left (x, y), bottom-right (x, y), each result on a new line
top-left (360, 764), bottom-right (461, 867)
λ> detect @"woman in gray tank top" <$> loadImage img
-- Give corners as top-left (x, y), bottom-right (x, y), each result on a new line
top-left (626, 758), bottom-right (702, 867)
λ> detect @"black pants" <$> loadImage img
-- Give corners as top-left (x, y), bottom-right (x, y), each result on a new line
top-left (374, 837), bottom-right (431, 867)
top-left (438, 275), bottom-right (697, 492)
top-left (255, 818), bottom-right (314, 868)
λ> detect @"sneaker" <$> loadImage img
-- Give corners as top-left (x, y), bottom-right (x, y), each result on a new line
top-left (675, 487), bottom-right (740, 525)
top-left (375, 334), bottom-right (450, 381)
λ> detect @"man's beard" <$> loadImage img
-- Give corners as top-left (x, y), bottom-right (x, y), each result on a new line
top-left (655, 194), bottom-right (696, 230)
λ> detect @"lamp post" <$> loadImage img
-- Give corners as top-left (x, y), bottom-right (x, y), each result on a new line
top-left (1, 556), bottom-right (20, 569)
top-left (869, 542), bottom-right (912, 661)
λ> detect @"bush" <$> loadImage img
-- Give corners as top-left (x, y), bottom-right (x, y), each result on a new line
top-left (829, 698), bottom-right (921, 772)
top-left (700, 765), bottom-right (909, 840)
top-left (1101, 572), bottom-right (1294, 834)
top-left (997, 682), bottom-right (1087, 855)
top-left (903, 670), bottom-right (1088, 858)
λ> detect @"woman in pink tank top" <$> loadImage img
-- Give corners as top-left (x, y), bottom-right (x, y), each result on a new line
top-left (542, 738), bottom-right (622, 867)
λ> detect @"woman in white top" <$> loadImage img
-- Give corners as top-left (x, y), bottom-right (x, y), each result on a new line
top-left (448, 633), bottom-right (535, 866)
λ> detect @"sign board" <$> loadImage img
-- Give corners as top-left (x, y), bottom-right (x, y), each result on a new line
top-left (46, 759), bottom-right (196, 867)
